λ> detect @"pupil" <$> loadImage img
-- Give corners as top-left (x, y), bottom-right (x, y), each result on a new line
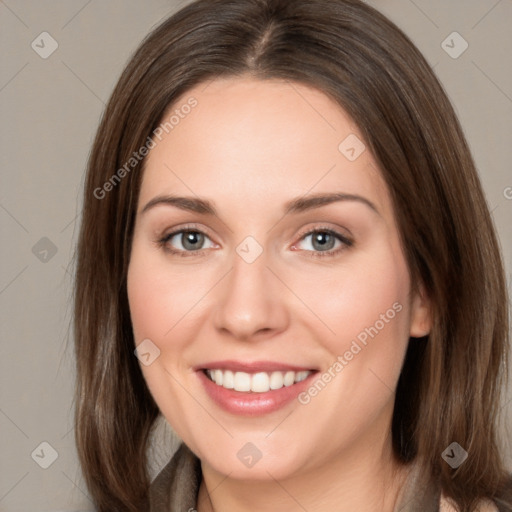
top-left (183, 231), bottom-right (203, 250)
top-left (313, 232), bottom-right (334, 251)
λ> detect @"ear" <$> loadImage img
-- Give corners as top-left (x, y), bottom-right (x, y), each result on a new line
top-left (409, 284), bottom-right (432, 338)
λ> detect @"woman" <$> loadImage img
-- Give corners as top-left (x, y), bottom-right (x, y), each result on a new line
top-left (73, 0), bottom-right (512, 510)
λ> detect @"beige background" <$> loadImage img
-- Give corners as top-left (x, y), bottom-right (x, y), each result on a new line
top-left (0, 0), bottom-right (511, 510)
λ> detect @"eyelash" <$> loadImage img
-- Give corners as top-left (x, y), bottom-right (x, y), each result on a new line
top-left (157, 224), bottom-right (353, 259)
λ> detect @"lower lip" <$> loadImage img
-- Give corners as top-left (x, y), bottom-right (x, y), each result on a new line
top-left (197, 370), bottom-right (317, 416)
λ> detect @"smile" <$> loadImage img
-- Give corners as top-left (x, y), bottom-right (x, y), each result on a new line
top-left (196, 363), bottom-right (319, 416)
top-left (204, 369), bottom-right (312, 393)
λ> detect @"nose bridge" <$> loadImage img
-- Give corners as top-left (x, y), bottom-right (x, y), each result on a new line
top-left (213, 239), bottom-right (287, 339)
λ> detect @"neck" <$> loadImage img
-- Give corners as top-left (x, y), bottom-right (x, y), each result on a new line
top-left (197, 429), bottom-right (411, 512)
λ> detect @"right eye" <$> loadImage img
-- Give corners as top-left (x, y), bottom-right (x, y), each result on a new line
top-left (158, 227), bottom-right (216, 257)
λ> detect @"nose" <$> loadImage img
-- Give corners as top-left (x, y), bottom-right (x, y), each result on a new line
top-left (212, 246), bottom-right (289, 342)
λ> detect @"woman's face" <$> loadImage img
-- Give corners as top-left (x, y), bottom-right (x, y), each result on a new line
top-left (127, 76), bottom-right (430, 480)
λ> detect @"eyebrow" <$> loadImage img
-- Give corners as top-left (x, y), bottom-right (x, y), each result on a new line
top-left (140, 192), bottom-right (379, 217)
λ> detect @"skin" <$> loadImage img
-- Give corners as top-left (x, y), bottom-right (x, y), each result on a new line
top-left (127, 76), bottom-right (431, 512)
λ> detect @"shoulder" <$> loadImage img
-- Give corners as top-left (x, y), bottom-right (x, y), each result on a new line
top-left (440, 493), bottom-right (499, 511)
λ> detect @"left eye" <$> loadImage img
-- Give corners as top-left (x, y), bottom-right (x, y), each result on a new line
top-left (294, 229), bottom-right (351, 254)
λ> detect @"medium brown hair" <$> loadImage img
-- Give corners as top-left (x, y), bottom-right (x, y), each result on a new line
top-left (73, 0), bottom-right (512, 510)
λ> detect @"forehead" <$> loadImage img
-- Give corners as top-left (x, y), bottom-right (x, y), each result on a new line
top-left (139, 76), bottom-right (390, 218)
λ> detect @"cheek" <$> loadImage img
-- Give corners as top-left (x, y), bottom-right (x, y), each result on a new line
top-left (293, 250), bottom-right (412, 441)
top-left (305, 247), bottom-right (411, 348)
top-left (127, 245), bottom-right (199, 427)
top-left (127, 259), bottom-right (165, 344)
top-left (127, 244), bottom-right (198, 346)
top-left (305, 249), bottom-right (412, 418)
top-left (339, 253), bottom-right (410, 385)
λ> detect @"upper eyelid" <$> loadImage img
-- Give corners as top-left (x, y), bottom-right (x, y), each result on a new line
top-left (162, 223), bottom-right (215, 241)
top-left (295, 225), bottom-right (352, 241)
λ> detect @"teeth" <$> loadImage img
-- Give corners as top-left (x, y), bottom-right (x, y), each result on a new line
top-left (283, 371), bottom-right (295, 386)
top-left (205, 369), bottom-right (312, 393)
top-left (234, 371), bottom-right (251, 392)
top-left (213, 369), bottom-right (223, 386)
top-left (251, 372), bottom-right (269, 392)
top-left (269, 371), bottom-right (284, 390)
top-left (223, 370), bottom-right (234, 389)
top-left (295, 370), bottom-right (310, 383)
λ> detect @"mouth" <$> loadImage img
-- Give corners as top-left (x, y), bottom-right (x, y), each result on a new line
top-left (202, 368), bottom-right (315, 393)
top-left (194, 360), bottom-right (319, 415)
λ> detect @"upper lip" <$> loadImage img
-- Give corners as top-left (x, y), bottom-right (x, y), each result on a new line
top-left (196, 360), bottom-right (318, 373)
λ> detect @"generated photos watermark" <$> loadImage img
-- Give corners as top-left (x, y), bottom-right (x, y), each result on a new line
top-left (298, 301), bottom-right (403, 404)
top-left (93, 96), bottom-right (198, 200)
